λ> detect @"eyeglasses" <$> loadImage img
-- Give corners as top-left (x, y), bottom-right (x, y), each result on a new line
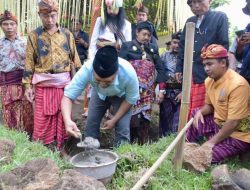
top-left (197, 27), bottom-right (208, 35)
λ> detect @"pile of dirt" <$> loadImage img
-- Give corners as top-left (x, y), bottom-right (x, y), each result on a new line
top-left (183, 143), bottom-right (212, 173)
top-left (0, 139), bottom-right (16, 165)
top-left (212, 164), bottom-right (250, 190)
top-left (0, 158), bottom-right (106, 190)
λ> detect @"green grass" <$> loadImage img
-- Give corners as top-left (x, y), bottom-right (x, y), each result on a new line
top-left (0, 126), bottom-right (249, 190)
top-left (108, 136), bottom-right (250, 190)
top-left (0, 126), bottom-right (71, 173)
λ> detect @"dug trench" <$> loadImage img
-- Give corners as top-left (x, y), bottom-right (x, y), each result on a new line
top-left (64, 100), bottom-right (161, 157)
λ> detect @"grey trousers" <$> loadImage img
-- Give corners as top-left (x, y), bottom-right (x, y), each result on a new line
top-left (85, 89), bottom-right (131, 147)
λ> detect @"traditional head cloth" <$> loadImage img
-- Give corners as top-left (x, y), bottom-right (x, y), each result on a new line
top-left (136, 21), bottom-right (154, 33)
top-left (201, 44), bottom-right (228, 60)
top-left (0, 10), bottom-right (17, 25)
top-left (38, 0), bottom-right (59, 14)
top-left (171, 31), bottom-right (182, 40)
top-left (137, 5), bottom-right (149, 14)
top-left (93, 46), bottom-right (118, 78)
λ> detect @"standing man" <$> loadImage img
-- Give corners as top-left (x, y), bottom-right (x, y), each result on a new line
top-left (72, 19), bottom-right (89, 64)
top-left (131, 5), bottom-right (158, 47)
top-left (159, 32), bottom-right (182, 137)
top-left (176, 0), bottom-right (229, 115)
top-left (22, 0), bottom-right (81, 151)
top-left (119, 21), bottom-right (166, 144)
top-left (186, 44), bottom-right (250, 165)
top-left (61, 46), bottom-right (139, 147)
top-left (0, 10), bottom-right (33, 135)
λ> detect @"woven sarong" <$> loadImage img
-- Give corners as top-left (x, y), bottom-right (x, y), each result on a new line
top-left (130, 59), bottom-right (155, 121)
top-left (33, 87), bottom-right (67, 149)
top-left (186, 109), bottom-right (250, 164)
top-left (0, 85), bottom-right (33, 134)
top-left (189, 81), bottom-right (205, 117)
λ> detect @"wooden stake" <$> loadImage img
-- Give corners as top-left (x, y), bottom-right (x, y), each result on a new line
top-left (131, 118), bottom-right (194, 190)
top-left (174, 22), bottom-right (195, 171)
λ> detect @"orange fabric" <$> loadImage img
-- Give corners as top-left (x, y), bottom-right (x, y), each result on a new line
top-left (201, 44), bottom-right (228, 59)
top-left (89, 0), bottom-right (102, 38)
top-left (205, 69), bottom-right (250, 143)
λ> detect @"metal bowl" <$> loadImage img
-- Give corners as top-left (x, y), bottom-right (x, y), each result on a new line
top-left (69, 149), bottom-right (119, 185)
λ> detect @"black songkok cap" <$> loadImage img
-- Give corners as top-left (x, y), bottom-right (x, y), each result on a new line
top-left (136, 21), bottom-right (154, 33)
top-left (93, 46), bottom-right (118, 78)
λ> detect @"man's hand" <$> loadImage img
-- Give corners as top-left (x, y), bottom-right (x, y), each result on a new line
top-left (102, 119), bottom-right (116, 130)
top-left (202, 140), bottom-right (215, 148)
top-left (193, 109), bottom-right (204, 128)
top-left (175, 92), bottom-right (182, 103)
top-left (65, 120), bottom-right (81, 138)
top-left (157, 91), bottom-right (165, 104)
top-left (25, 87), bottom-right (35, 103)
top-left (175, 72), bottom-right (183, 83)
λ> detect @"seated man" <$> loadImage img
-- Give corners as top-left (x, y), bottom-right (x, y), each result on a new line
top-left (187, 44), bottom-right (250, 164)
top-left (61, 46), bottom-right (139, 147)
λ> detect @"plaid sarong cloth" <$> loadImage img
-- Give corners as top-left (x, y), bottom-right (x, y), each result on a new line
top-left (186, 109), bottom-right (250, 164)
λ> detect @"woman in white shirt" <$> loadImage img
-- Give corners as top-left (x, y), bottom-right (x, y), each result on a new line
top-left (89, 0), bottom-right (131, 59)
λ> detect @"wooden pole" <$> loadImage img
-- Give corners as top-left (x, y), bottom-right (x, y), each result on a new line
top-left (131, 118), bottom-right (194, 190)
top-left (173, 22), bottom-right (195, 171)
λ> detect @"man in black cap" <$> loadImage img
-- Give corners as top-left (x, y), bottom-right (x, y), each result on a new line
top-left (61, 46), bottom-right (139, 147)
top-left (131, 5), bottom-right (158, 47)
top-left (119, 21), bottom-right (166, 144)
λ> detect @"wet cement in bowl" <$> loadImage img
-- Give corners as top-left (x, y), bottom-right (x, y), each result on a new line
top-left (70, 149), bottom-right (119, 184)
top-left (74, 150), bottom-right (115, 167)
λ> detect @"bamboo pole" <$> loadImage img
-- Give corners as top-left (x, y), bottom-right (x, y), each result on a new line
top-left (131, 118), bottom-right (194, 190)
top-left (173, 22), bottom-right (195, 171)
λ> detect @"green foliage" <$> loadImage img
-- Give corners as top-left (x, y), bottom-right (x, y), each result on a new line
top-left (108, 136), bottom-right (250, 190)
top-left (0, 126), bottom-right (71, 173)
top-left (210, 0), bottom-right (230, 9)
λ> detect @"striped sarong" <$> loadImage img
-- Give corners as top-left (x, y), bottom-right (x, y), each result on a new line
top-left (188, 81), bottom-right (205, 117)
top-left (0, 84), bottom-right (33, 135)
top-left (186, 109), bottom-right (250, 164)
top-left (159, 97), bottom-right (180, 137)
top-left (33, 87), bottom-right (67, 149)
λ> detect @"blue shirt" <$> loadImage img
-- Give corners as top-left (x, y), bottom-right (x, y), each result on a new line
top-left (64, 58), bottom-right (140, 104)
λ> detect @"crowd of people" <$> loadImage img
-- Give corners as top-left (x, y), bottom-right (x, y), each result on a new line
top-left (0, 0), bottom-right (249, 167)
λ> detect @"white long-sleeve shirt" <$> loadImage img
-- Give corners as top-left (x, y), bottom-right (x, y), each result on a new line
top-left (89, 17), bottom-right (131, 59)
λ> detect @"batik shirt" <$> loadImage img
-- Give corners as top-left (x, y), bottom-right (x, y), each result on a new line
top-left (160, 51), bottom-right (177, 78)
top-left (0, 36), bottom-right (26, 72)
top-left (23, 26), bottom-right (81, 88)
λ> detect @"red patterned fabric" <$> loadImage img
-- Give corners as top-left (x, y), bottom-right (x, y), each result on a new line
top-left (33, 87), bottom-right (67, 149)
top-left (0, 10), bottom-right (17, 24)
top-left (0, 85), bottom-right (33, 134)
top-left (189, 81), bottom-right (206, 118)
top-left (38, 0), bottom-right (59, 13)
top-left (201, 44), bottom-right (228, 59)
top-left (130, 59), bottom-right (155, 120)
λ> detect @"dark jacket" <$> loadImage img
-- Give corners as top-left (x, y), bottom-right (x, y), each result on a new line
top-left (235, 23), bottom-right (250, 84)
top-left (75, 30), bottom-right (89, 61)
top-left (176, 10), bottom-right (229, 84)
top-left (131, 23), bottom-right (158, 48)
top-left (119, 40), bottom-right (167, 83)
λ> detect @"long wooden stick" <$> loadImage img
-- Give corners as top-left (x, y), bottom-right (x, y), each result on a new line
top-left (131, 118), bottom-right (194, 190)
top-left (174, 22), bottom-right (195, 171)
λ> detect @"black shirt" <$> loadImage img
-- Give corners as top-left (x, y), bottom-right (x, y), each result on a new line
top-left (74, 30), bottom-right (89, 61)
top-left (176, 10), bottom-right (229, 84)
top-left (119, 40), bottom-right (167, 83)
